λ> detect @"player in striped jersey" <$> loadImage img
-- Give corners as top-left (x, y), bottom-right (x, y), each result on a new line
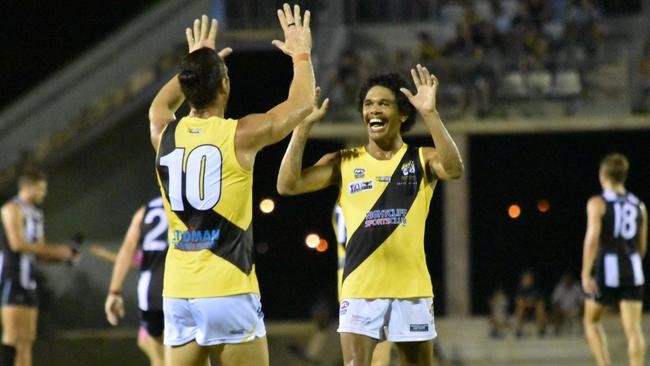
top-left (0, 169), bottom-right (79, 366)
top-left (333, 205), bottom-right (394, 366)
top-left (105, 196), bottom-right (169, 366)
top-left (582, 153), bottom-right (647, 366)
top-left (278, 65), bottom-right (463, 366)
top-left (148, 5), bottom-right (314, 365)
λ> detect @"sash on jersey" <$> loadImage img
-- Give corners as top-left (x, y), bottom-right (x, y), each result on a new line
top-left (156, 121), bottom-right (254, 275)
top-left (342, 146), bottom-right (423, 283)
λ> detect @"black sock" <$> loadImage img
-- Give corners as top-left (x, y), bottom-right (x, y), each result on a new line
top-left (1, 344), bottom-right (16, 366)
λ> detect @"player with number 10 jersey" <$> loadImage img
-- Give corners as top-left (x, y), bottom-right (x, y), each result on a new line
top-left (156, 116), bottom-right (258, 298)
top-left (148, 6), bottom-right (315, 363)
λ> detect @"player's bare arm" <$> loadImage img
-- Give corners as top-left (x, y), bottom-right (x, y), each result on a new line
top-left (105, 206), bottom-right (145, 326)
top-left (236, 4), bottom-right (316, 169)
top-left (581, 195), bottom-right (605, 295)
top-left (1, 202), bottom-right (74, 261)
top-left (277, 88), bottom-right (341, 195)
top-left (639, 203), bottom-right (647, 257)
top-left (401, 64), bottom-right (464, 181)
top-left (149, 15), bottom-right (232, 149)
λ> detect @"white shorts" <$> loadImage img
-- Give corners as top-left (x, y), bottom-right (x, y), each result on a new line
top-left (338, 298), bottom-right (436, 342)
top-left (163, 293), bottom-right (266, 346)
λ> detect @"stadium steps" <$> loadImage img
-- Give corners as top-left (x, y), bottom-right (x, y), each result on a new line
top-left (436, 316), bottom-right (641, 365)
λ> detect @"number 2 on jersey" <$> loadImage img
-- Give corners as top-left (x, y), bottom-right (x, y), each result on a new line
top-left (613, 202), bottom-right (638, 240)
top-left (159, 145), bottom-right (223, 211)
top-left (142, 207), bottom-right (168, 251)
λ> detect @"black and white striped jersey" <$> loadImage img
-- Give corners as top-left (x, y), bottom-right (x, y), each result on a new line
top-left (0, 197), bottom-right (44, 292)
top-left (137, 197), bottom-right (168, 312)
top-left (595, 190), bottom-right (645, 288)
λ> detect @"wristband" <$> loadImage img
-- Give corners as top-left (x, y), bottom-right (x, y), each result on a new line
top-left (292, 53), bottom-right (310, 63)
top-left (109, 289), bottom-right (122, 296)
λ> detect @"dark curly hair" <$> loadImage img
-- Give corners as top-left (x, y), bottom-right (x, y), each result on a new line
top-left (178, 48), bottom-right (227, 110)
top-left (357, 73), bottom-right (416, 132)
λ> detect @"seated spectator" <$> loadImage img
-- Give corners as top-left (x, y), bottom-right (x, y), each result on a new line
top-left (514, 270), bottom-right (546, 337)
top-left (469, 48), bottom-right (497, 117)
top-left (633, 41), bottom-right (650, 113)
top-left (489, 287), bottom-right (510, 338)
top-left (417, 32), bottom-right (442, 62)
top-left (550, 273), bottom-right (583, 335)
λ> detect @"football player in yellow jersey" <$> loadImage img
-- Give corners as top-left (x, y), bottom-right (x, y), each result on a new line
top-left (278, 65), bottom-right (463, 366)
top-left (148, 5), bottom-right (315, 366)
top-left (334, 205), bottom-right (395, 366)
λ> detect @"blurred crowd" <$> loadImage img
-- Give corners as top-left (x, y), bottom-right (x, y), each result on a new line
top-left (326, 0), bottom-right (607, 119)
top-left (633, 37), bottom-right (650, 113)
top-left (489, 270), bottom-right (584, 339)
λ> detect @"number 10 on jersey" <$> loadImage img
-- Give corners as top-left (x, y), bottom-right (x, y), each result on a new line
top-left (159, 145), bottom-right (223, 211)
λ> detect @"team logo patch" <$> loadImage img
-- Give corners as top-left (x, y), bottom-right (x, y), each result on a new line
top-left (189, 128), bottom-right (201, 134)
top-left (376, 176), bottom-right (391, 183)
top-left (410, 324), bottom-right (429, 332)
top-left (364, 208), bottom-right (407, 228)
top-left (340, 300), bottom-right (349, 315)
top-left (354, 168), bottom-right (365, 178)
top-left (401, 160), bottom-right (416, 176)
top-left (348, 180), bottom-right (373, 194)
top-left (173, 228), bottom-right (220, 251)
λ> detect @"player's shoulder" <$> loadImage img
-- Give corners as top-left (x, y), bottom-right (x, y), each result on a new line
top-left (1, 200), bottom-right (23, 218)
top-left (340, 146), bottom-right (363, 156)
top-left (339, 146), bottom-right (365, 162)
top-left (625, 191), bottom-right (642, 205)
top-left (587, 195), bottom-right (606, 212)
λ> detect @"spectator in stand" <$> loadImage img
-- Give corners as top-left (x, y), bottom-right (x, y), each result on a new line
top-left (489, 287), bottom-right (510, 338)
top-left (514, 270), bottom-right (547, 338)
top-left (469, 48), bottom-right (496, 118)
top-left (550, 273), bottom-right (583, 335)
top-left (634, 41), bottom-right (650, 113)
top-left (417, 32), bottom-right (442, 63)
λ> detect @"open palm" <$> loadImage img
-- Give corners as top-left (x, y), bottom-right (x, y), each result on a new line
top-left (186, 15), bottom-right (232, 59)
top-left (400, 64), bottom-right (438, 113)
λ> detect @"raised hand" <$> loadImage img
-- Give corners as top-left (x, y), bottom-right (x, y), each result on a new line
top-left (185, 15), bottom-right (232, 58)
top-left (400, 64), bottom-right (439, 114)
top-left (272, 4), bottom-right (312, 57)
top-left (303, 87), bottom-right (330, 127)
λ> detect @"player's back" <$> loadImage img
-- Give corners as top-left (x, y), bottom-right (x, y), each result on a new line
top-left (155, 116), bottom-right (258, 299)
top-left (137, 196), bottom-right (168, 311)
top-left (597, 190), bottom-right (645, 287)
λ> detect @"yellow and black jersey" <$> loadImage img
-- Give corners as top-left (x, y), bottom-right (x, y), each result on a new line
top-left (155, 116), bottom-right (259, 298)
top-left (337, 144), bottom-right (435, 299)
top-left (332, 204), bottom-right (346, 300)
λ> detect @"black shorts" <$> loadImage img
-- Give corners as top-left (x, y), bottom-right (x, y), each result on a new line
top-left (0, 280), bottom-right (38, 307)
top-left (591, 285), bottom-right (644, 305)
top-left (139, 309), bottom-right (164, 338)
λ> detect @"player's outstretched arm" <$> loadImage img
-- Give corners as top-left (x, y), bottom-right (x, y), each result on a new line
top-left (581, 196), bottom-right (605, 295)
top-left (105, 206), bottom-right (144, 326)
top-left (277, 87), bottom-right (339, 195)
top-left (401, 64), bottom-right (464, 181)
top-left (237, 4), bottom-right (315, 154)
top-left (149, 15), bottom-right (232, 150)
top-left (1, 202), bottom-right (76, 261)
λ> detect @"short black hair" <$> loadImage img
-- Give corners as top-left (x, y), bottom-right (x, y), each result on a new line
top-left (178, 48), bottom-right (227, 110)
top-left (18, 167), bottom-right (47, 187)
top-left (357, 73), bottom-right (416, 132)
